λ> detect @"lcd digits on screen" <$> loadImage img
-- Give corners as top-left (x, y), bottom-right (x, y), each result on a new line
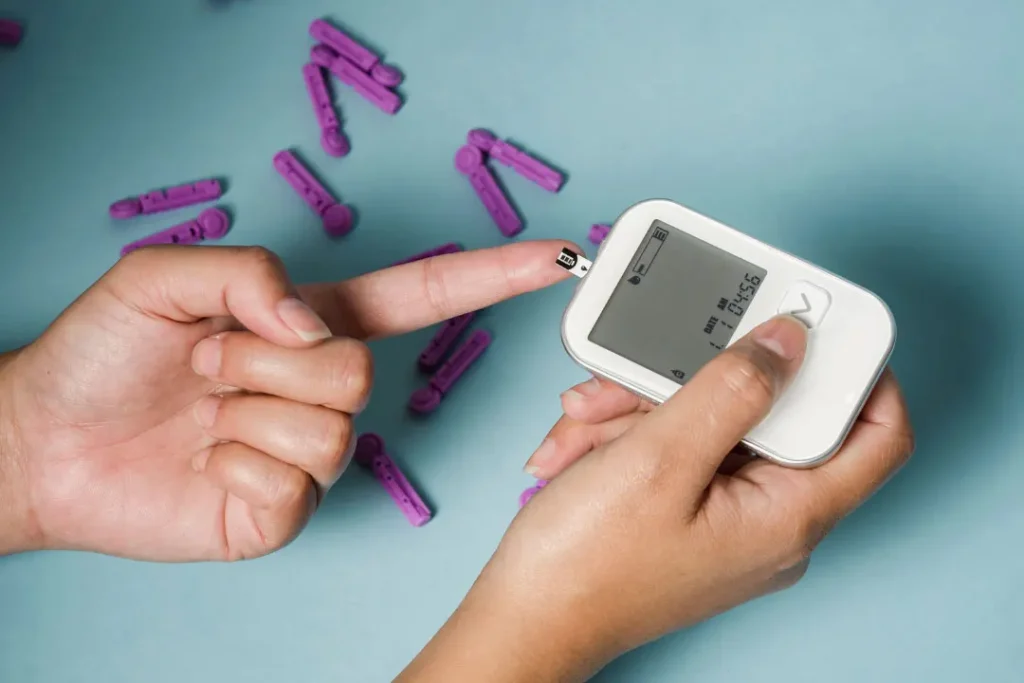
top-left (588, 220), bottom-right (768, 384)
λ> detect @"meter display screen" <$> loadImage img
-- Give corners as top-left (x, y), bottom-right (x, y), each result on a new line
top-left (589, 220), bottom-right (768, 384)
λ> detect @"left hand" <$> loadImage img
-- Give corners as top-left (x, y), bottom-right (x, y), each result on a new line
top-left (0, 240), bottom-right (576, 561)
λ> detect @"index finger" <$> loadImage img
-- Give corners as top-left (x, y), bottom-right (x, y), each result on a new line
top-left (298, 240), bottom-right (581, 339)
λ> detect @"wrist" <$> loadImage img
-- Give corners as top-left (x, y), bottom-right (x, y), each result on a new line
top-left (397, 567), bottom-right (617, 683)
top-left (0, 349), bottom-right (40, 555)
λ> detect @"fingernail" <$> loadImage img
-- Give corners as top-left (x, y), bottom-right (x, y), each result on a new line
top-left (751, 315), bottom-right (807, 361)
top-left (560, 377), bottom-right (601, 409)
top-left (192, 448), bottom-right (212, 473)
top-left (193, 395), bottom-right (221, 429)
top-left (191, 337), bottom-right (223, 378)
top-left (524, 438), bottom-right (557, 477)
top-left (277, 297), bottom-right (332, 342)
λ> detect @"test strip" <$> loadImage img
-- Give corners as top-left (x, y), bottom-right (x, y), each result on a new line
top-left (489, 139), bottom-right (564, 193)
top-left (554, 248), bottom-right (592, 278)
top-left (418, 312), bottom-right (475, 372)
top-left (309, 19), bottom-right (379, 72)
top-left (390, 242), bottom-right (462, 267)
top-left (303, 62), bottom-right (349, 158)
top-left (353, 433), bottom-right (432, 527)
top-left (313, 45), bottom-right (402, 115)
top-left (120, 208), bottom-right (230, 256)
top-left (273, 150), bottom-right (354, 237)
top-left (109, 179), bottom-right (222, 220)
top-left (0, 19), bottom-right (22, 46)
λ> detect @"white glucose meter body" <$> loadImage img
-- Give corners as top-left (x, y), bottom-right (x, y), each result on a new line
top-left (559, 199), bottom-right (896, 468)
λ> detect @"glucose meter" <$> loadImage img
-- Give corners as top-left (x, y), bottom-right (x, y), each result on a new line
top-left (556, 199), bottom-right (896, 467)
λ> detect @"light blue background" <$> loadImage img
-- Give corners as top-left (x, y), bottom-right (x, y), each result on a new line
top-left (1, 1), bottom-right (1023, 681)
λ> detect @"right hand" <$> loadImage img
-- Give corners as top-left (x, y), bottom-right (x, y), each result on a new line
top-left (399, 315), bottom-right (914, 683)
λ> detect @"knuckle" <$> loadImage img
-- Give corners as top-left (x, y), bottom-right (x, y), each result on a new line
top-left (328, 340), bottom-right (374, 406)
top-left (775, 556), bottom-right (811, 590)
top-left (240, 246), bottom-right (286, 281)
top-left (717, 351), bottom-right (777, 410)
top-left (270, 467), bottom-right (310, 508)
top-left (896, 428), bottom-right (916, 466)
top-left (774, 507), bottom-right (828, 567)
top-left (313, 414), bottom-right (354, 468)
top-left (420, 256), bottom-right (454, 320)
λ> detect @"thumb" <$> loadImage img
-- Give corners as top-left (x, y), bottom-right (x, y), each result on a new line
top-left (621, 315), bottom-right (808, 504)
top-left (110, 245), bottom-right (332, 347)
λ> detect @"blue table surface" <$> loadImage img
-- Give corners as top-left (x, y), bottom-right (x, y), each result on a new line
top-left (2, 1), bottom-right (1023, 681)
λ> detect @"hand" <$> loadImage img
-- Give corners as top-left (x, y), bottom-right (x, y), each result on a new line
top-left (399, 316), bottom-right (914, 683)
top-left (0, 241), bottom-right (576, 561)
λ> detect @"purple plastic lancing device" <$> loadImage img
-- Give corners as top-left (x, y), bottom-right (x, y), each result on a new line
top-left (311, 45), bottom-right (402, 115)
top-left (518, 479), bottom-right (549, 508)
top-left (390, 242), bottom-right (462, 267)
top-left (109, 179), bottom-right (222, 220)
top-left (489, 139), bottom-right (564, 193)
top-left (409, 329), bottom-right (492, 414)
top-left (455, 145), bottom-right (522, 238)
top-left (353, 433), bottom-right (432, 527)
top-left (467, 128), bottom-right (497, 153)
top-left (120, 208), bottom-right (231, 257)
top-left (303, 62), bottom-right (349, 157)
top-left (418, 312), bottom-right (475, 372)
top-left (309, 19), bottom-right (405, 88)
top-left (273, 150), bottom-right (354, 237)
top-left (309, 19), bottom-right (379, 73)
top-left (589, 223), bottom-right (611, 245)
top-left (0, 19), bottom-right (22, 46)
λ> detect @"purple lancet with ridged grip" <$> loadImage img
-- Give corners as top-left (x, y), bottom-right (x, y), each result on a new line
top-left (418, 312), bottom-right (475, 372)
top-left (353, 433), bottom-right (432, 527)
top-left (309, 19), bottom-right (379, 72)
top-left (454, 145), bottom-right (522, 237)
top-left (272, 150), bottom-right (354, 237)
top-left (119, 208), bottom-right (230, 256)
top-left (409, 330), bottom-right (492, 414)
top-left (109, 179), bottom-right (222, 220)
top-left (311, 45), bottom-right (402, 115)
top-left (302, 62), bottom-right (349, 157)
top-left (489, 139), bottom-right (564, 193)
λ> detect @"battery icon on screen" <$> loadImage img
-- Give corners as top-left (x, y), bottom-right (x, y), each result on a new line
top-left (632, 227), bottom-right (668, 275)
